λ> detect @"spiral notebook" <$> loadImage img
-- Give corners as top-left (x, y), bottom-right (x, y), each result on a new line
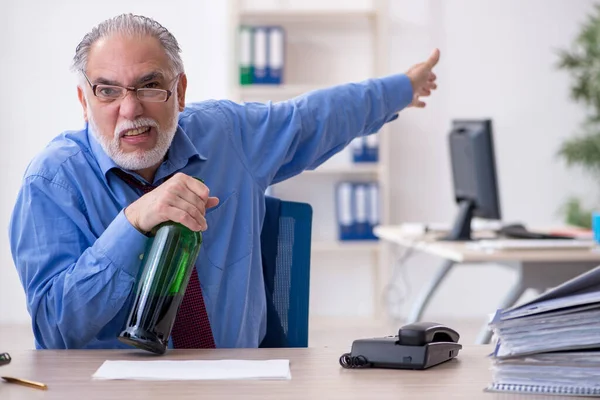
top-left (485, 383), bottom-right (600, 397)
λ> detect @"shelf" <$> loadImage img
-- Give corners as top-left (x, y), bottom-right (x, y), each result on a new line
top-left (238, 84), bottom-right (325, 99)
top-left (240, 9), bottom-right (377, 24)
top-left (311, 240), bottom-right (380, 252)
top-left (301, 163), bottom-right (380, 176)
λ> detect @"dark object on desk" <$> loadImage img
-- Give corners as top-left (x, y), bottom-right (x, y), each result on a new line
top-left (339, 322), bottom-right (462, 370)
top-left (0, 353), bottom-right (10, 366)
top-left (498, 223), bottom-right (575, 240)
top-left (442, 119), bottom-right (502, 241)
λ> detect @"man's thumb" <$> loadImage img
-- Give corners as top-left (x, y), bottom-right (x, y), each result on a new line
top-left (207, 196), bottom-right (220, 209)
top-left (425, 48), bottom-right (441, 68)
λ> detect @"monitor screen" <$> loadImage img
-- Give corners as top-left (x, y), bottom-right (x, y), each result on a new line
top-left (443, 119), bottom-right (501, 241)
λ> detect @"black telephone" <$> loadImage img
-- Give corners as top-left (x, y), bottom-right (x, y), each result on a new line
top-left (339, 322), bottom-right (462, 370)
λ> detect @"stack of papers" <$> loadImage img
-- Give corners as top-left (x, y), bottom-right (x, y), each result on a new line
top-left (92, 359), bottom-right (292, 381)
top-left (486, 265), bottom-right (600, 396)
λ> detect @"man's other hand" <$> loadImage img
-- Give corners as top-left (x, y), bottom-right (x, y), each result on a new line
top-left (405, 48), bottom-right (441, 108)
top-left (125, 173), bottom-right (220, 233)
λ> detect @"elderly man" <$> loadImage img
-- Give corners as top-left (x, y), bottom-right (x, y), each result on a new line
top-left (9, 14), bottom-right (439, 350)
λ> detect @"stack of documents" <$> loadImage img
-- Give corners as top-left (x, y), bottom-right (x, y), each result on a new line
top-left (486, 265), bottom-right (600, 396)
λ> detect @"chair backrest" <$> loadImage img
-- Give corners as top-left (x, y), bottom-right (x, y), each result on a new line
top-left (259, 196), bottom-right (313, 348)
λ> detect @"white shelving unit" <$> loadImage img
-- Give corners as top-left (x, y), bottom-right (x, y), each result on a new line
top-left (227, 0), bottom-right (393, 318)
top-left (238, 10), bottom-right (378, 28)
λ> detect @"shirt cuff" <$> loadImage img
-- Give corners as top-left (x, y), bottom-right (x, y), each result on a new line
top-left (379, 73), bottom-right (414, 114)
top-left (95, 209), bottom-right (149, 278)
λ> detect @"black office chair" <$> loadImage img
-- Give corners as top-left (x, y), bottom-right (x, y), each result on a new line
top-left (259, 196), bottom-right (313, 348)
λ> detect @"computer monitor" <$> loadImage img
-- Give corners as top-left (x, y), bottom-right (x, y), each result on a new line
top-left (443, 119), bottom-right (501, 241)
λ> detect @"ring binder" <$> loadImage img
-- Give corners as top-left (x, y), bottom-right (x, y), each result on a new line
top-left (486, 265), bottom-right (600, 396)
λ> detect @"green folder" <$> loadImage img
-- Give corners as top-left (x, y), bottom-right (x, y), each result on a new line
top-left (239, 25), bottom-right (253, 85)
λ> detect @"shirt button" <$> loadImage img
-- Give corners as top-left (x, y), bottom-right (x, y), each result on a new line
top-left (139, 253), bottom-right (144, 260)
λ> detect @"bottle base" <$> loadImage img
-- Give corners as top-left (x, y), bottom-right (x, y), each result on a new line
top-left (118, 327), bottom-right (167, 355)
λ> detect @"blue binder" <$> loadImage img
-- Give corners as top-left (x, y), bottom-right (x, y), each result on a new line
top-left (251, 25), bottom-right (285, 85)
top-left (336, 182), bottom-right (355, 240)
top-left (352, 137), bottom-right (367, 162)
top-left (266, 26), bottom-right (284, 84)
top-left (354, 183), bottom-right (370, 239)
top-left (352, 135), bottom-right (379, 163)
top-left (336, 181), bottom-right (379, 241)
top-left (252, 26), bottom-right (268, 84)
top-left (364, 134), bottom-right (379, 162)
top-left (367, 182), bottom-right (379, 240)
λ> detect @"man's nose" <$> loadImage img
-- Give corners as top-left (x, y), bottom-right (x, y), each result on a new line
top-left (119, 90), bottom-right (144, 120)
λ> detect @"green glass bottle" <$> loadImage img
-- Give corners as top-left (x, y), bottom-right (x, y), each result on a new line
top-left (118, 220), bottom-right (202, 355)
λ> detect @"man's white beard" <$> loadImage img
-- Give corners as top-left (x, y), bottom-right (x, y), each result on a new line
top-left (88, 98), bottom-right (179, 172)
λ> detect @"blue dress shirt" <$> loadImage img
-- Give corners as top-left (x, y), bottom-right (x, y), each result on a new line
top-left (9, 74), bottom-right (413, 349)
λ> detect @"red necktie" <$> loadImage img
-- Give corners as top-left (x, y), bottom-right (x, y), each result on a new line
top-left (113, 169), bottom-right (216, 349)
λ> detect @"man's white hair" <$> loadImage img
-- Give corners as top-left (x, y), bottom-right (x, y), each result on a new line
top-left (71, 13), bottom-right (184, 76)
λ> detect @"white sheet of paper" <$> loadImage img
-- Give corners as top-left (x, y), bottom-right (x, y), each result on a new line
top-left (92, 359), bottom-right (291, 381)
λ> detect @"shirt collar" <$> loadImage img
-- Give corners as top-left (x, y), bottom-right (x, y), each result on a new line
top-left (86, 121), bottom-right (207, 179)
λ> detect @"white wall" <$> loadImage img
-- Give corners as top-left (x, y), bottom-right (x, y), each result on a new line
top-left (385, 0), bottom-right (597, 321)
top-left (0, 0), bottom-right (230, 323)
top-left (390, 0), bottom-right (594, 227)
top-left (1, 0), bottom-right (597, 326)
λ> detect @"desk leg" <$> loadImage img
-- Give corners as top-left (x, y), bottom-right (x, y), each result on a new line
top-left (475, 280), bottom-right (526, 344)
top-left (406, 259), bottom-right (455, 323)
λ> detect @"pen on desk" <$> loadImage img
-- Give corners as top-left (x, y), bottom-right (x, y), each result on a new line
top-left (1, 376), bottom-right (48, 390)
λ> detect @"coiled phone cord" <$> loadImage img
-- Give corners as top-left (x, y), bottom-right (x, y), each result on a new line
top-left (339, 353), bottom-right (369, 369)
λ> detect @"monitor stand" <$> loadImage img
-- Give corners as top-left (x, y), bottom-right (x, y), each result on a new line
top-left (440, 199), bottom-right (475, 241)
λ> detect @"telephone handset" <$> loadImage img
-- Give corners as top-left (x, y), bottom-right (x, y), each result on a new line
top-left (339, 322), bottom-right (462, 370)
top-left (397, 322), bottom-right (460, 346)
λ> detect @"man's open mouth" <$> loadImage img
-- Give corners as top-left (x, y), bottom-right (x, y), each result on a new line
top-left (122, 127), bottom-right (151, 137)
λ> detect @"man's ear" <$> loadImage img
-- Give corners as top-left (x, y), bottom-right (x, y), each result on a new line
top-left (77, 86), bottom-right (89, 122)
top-left (177, 73), bottom-right (187, 112)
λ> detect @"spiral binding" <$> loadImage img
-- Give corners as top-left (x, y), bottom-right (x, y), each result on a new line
top-left (487, 383), bottom-right (600, 395)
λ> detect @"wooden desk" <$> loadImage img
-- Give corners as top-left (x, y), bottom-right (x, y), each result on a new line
top-left (0, 345), bottom-right (537, 400)
top-left (374, 225), bottom-right (600, 344)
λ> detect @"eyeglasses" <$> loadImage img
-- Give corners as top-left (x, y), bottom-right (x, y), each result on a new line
top-left (81, 70), bottom-right (179, 103)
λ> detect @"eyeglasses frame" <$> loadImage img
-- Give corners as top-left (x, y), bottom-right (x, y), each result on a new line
top-left (80, 70), bottom-right (181, 103)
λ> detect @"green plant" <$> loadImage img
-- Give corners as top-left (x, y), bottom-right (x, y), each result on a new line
top-left (556, 3), bottom-right (600, 228)
top-left (560, 197), bottom-right (593, 229)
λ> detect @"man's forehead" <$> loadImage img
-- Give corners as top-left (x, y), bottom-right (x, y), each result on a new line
top-left (90, 70), bottom-right (167, 87)
top-left (86, 34), bottom-right (170, 82)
